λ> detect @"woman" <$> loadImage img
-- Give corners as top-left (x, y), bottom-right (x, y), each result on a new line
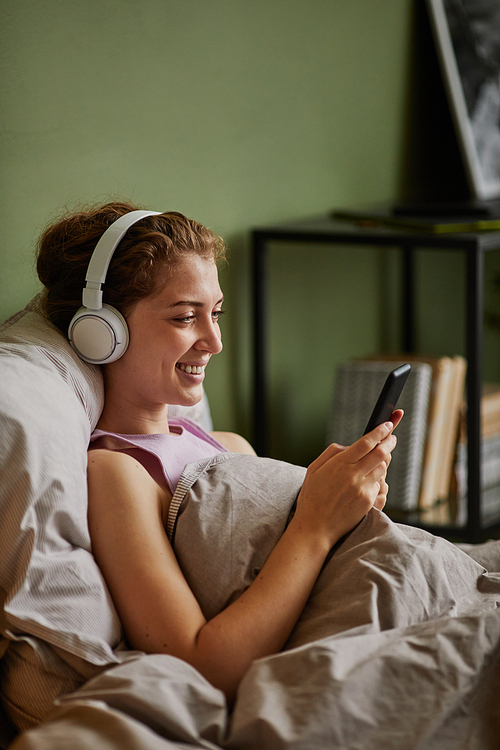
top-left (37, 200), bottom-right (401, 704)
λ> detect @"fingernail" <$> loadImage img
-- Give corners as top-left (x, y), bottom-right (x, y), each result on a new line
top-left (385, 422), bottom-right (394, 431)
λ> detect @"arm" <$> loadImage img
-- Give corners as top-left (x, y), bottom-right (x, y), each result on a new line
top-left (87, 419), bottom-right (399, 703)
top-left (211, 430), bottom-right (256, 455)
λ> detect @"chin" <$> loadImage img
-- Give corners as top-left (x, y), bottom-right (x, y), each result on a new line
top-left (171, 391), bottom-right (204, 407)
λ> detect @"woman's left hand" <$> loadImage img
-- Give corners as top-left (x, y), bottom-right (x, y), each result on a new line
top-left (374, 477), bottom-right (389, 510)
top-left (372, 409), bottom-right (402, 510)
top-left (368, 407), bottom-right (403, 512)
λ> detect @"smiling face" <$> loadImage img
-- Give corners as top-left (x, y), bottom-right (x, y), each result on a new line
top-left (99, 254), bottom-right (224, 433)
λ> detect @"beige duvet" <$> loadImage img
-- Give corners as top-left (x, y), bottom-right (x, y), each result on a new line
top-left (11, 454), bottom-right (500, 750)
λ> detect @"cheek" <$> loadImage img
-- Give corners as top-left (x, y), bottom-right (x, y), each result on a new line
top-left (121, 336), bottom-right (164, 375)
top-left (126, 319), bottom-right (194, 367)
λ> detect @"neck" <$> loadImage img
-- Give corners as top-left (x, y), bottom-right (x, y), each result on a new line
top-left (96, 395), bottom-right (170, 435)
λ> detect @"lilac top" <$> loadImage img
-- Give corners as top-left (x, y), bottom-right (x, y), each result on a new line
top-left (89, 417), bottom-right (228, 494)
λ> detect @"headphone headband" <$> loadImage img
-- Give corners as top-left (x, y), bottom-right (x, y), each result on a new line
top-left (82, 209), bottom-right (161, 310)
top-left (69, 208), bottom-right (162, 364)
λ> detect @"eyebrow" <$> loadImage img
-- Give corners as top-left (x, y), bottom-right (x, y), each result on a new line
top-left (167, 297), bottom-right (224, 309)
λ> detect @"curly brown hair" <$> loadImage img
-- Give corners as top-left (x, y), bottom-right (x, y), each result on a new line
top-left (36, 201), bottom-right (226, 334)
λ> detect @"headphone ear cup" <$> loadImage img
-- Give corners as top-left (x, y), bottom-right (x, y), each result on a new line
top-left (68, 304), bottom-right (129, 364)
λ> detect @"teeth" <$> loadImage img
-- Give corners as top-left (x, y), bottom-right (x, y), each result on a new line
top-left (177, 363), bottom-right (205, 374)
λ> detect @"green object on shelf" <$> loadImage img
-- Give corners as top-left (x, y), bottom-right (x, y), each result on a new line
top-left (332, 206), bottom-right (500, 234)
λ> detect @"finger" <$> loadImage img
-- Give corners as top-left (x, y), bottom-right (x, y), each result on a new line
top-left (366, 461), bottom-right (389, 484)
top-left (361, 435), bottom-right (397, 478)
top-left (377, 454), bottom-right (392, 477)
top-left (374, 485), bottom-right (388, 510)
top-left (373, 475), bottom-right (389, 506)
top-left (307, 441), bottom-right (346, 473)
top-left (344, 422), bottom-right (395, 465)
top-left (344, 433), bottom-right (397, 476)
top-left (378, 478), bottom-right (388, 495)
top-left (391, 409), bottom-right (404, 430)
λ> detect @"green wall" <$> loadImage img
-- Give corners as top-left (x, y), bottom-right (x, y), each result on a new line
top-left (1, 0), bottom-right (421, 462)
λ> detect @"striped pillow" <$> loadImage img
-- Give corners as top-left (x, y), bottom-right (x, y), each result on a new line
top-left (0, 295), bottom-right (122, 665)
top-left (0, 294), bottom-right (213, 669)
top-left (0, 294), bottom-right (214, 668)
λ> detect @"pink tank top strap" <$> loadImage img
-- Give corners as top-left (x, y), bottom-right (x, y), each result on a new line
top-left (89, 417), bottom-right (227, 494)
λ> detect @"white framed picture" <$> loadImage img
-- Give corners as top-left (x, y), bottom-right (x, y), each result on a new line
top-left (427, 0), bottom-right (500, 200)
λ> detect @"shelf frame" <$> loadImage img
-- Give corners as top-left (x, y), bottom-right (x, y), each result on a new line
top-left (251, 215), bottom-right (500, 543)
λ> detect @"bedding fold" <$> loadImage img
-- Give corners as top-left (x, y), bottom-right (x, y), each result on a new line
top-left (168, 453), bottom-right (500, 649)
top-left (8, 453), bottom-right (500, 749)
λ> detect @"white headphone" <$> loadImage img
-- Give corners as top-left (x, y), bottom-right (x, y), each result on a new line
top-left (68, 209), bottom-right (161, 364)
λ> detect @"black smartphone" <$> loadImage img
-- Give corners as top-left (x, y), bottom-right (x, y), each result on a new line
top-left (363, 363), bottom-right (411, 435)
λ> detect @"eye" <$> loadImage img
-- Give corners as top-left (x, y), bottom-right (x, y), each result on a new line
top-left (174, 315), bottom-right (196, 324)
top-left (212, 309), bottom-right (226, 321)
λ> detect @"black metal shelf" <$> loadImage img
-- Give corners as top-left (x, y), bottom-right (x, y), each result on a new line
top-left (251, 215), bottom-right (500, 543)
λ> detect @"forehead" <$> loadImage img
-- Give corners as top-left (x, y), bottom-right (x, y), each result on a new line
top-left (146, 255), bottom-right (222, 309)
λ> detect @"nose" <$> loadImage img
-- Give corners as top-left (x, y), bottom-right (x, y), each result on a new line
top-left (195, 321), bottom-right (223, 355)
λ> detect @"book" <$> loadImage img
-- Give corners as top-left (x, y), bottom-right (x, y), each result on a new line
top-left (327, 359), bottom-right (432, 511)
top-left (436, 356), bottom-right (467, 501)
top-left (458, 383), bottom-right (500, 441)
top-left (453, 433), bottom-right (500, 525)
top-left (450, 384), bottom-right (500, 524)
top-left (361, 354), bottom-right (466, 509)
top-left (482, 383), bottom-right (500, 411)
top-left (481, 384), bottom-right (500, 438)
top-left (332, 205), bottom-right (500, 235)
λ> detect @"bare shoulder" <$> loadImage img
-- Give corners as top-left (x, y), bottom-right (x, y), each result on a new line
top-left (87, 447), bottom-right (168, 520)
top-left (211, 431), bottom-right (256, 455)
top-left (87, 447), bottom-right (149, 485)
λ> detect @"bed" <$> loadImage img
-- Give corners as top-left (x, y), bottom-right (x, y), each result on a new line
top-left (1, 296), bottom-right (500, 750)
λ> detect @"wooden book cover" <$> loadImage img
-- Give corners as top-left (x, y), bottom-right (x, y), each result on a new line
top-left (482, 385), bottom-right (500, 438)
top-left (482, 383), bottom-right (500, 413)
top-left (416, 357), bottom-right (456, 508)
top-left (458, 384), bottom-right (500, 440)
top-left (483, 417), bottom-right (500, 439)
top-left (437, 356), bottom-right (467, 500)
